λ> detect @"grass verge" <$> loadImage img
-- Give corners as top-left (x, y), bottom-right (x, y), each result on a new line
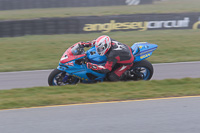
top-left (0, 29), bottom-right (200, 72)
top-left (0, 78), bottom-right (200, 110)
top-left (0, 0), bottom-right (199, 20)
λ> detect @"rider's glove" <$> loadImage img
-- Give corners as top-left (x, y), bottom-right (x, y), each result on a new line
top-left (78, 42), bottom-right (85, 48)
top-left (90, 40), bottom-right (96, 47)
top-left (84, 41), bottom-right (93, 47)
top-left (86, 62), bottom-right (99, 71)
top-left (78, 41), bottom-right (95, 47)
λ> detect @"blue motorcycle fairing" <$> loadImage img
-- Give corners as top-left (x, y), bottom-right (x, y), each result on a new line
top-left (86, 46), bottom-right (107, 64)
top-left (57, 57), bottom-right (106, 82)
top-left (131, 42), bottom-right (158, 62)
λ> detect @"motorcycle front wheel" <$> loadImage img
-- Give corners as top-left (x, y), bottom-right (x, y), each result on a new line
top-left (48, 69), bottom-right (79, 86)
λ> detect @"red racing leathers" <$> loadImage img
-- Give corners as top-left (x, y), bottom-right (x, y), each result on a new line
top-left (79, 39), bottom-right (134, 81)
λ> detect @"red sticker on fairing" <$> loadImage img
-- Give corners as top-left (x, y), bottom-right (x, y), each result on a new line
top-left (65, 62), bottom-right (74, 66)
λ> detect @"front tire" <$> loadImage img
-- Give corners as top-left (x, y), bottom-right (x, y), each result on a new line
top-left (48, 69), bottom-right (79, 86)
top-left (130, 60), bottom-right (153, 80)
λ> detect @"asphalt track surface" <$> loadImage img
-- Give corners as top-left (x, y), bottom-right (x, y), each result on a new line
top-left (1, 96), bottom-right (200, 133)
top-left (0, 61), bottom-right (200, 90)
top-left (0, 62), bottom-right (200, 133)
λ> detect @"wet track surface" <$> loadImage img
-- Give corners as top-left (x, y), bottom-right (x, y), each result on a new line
top-left (0, 61), bottom-right (200, 90)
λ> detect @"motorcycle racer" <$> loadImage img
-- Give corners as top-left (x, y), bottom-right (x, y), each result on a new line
top-left (78, 35), bottom-right (134, 81)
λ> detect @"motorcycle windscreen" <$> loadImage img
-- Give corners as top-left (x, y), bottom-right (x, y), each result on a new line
top-left (60, 44), bottom-right (86, 64)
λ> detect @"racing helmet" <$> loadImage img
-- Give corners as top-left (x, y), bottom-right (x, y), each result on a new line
top-left (95, 35), bottom-right (111, 56)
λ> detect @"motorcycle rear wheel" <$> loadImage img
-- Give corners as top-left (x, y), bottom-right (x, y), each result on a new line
top-left (48, 69), bottom-right (79, 86)
top-left (129, 60), bottom-right (153, 80)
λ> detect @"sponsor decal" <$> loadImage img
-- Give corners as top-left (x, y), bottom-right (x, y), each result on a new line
top-left (125, 0), bottom-right (141, 5)
top-left (193, 17), bottom-right (200, 30)
top-left (83, 20), bottom-right (147, 33)
top-left (119, 65), bottom-right (127, 71)
top-left (65, 61), bottom-right (74, 66)
top-left (140, 54), bottom-right (150, 59)
top-left (113, 41), bottom-right (126, 50)
top-left (60, 55), bottom-right (68, 61)
top-left (148, 17), bottom-right (189, 29)
top-left (83, 17), bottom-right (190, 33)
top-left (73, 74), bottom-right (88, 81)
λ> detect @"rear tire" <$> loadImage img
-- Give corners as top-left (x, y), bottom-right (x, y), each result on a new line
top-left (130, 60), bottom-right (153, 80)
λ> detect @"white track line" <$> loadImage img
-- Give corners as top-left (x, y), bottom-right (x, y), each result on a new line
top-left (1, 95), bottom-right (200, 111)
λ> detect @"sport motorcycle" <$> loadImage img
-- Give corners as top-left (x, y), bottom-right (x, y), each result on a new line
top-left (48, 42), bottom-right (157, 86)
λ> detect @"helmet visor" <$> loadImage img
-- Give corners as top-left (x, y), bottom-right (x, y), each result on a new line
top-left (96, 46), bottom-right (105, 55)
